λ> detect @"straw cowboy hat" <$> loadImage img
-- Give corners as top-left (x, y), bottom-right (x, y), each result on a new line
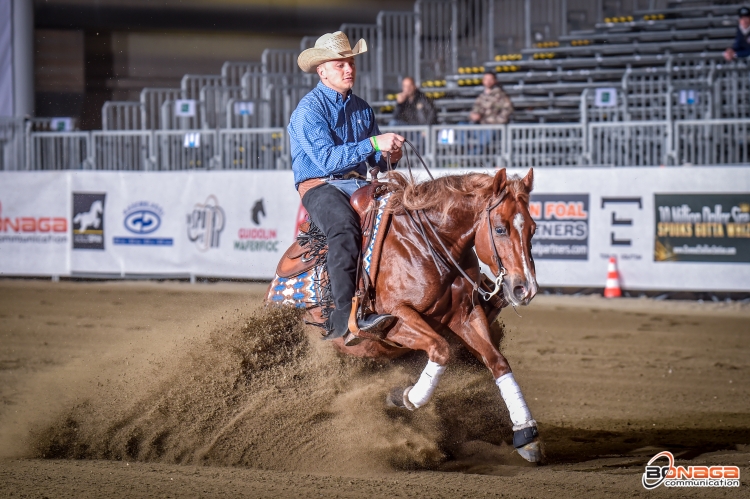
top-left (297, 31), bottom-right (367, 73)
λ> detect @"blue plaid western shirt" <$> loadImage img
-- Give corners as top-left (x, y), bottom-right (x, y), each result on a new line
top-left (288, 82), bottom-right (388, 188)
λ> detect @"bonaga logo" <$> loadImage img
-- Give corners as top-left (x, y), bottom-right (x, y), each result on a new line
top-left (187, 195), bottom-right (225, 251)
top-left (72, 193), bottom-right (106, 250)
top-left (642, 451), bottom-right (740, 489)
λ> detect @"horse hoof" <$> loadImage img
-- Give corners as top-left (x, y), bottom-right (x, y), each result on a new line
top-left (516, 440), bottom-right (542, 463)
top-left (385, 386), bottom-right (415, 411)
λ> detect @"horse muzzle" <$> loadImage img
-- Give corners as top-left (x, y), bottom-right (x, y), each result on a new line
top-left (504, 274), bottom-right (537, 306)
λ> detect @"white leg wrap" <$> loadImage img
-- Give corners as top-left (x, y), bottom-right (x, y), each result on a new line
top-left (495, 373), bottom-right (535, 430)
top-left (407, 360), bottom-right (446, 409)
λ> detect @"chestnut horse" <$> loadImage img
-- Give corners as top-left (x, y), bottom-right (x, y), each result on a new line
top-left (276, 167), bottom-right (542, 461)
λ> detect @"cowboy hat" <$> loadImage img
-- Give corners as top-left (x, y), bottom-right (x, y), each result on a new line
top-left (297, 31), bottom-right (367, 73)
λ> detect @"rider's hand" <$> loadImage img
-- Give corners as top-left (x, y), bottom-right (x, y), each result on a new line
top-left (373, 133), bottom-right (404, 154)
top-left (386, 149), bottom-right (403, 163)
top-left (724, 48), bottom-right (736, 61)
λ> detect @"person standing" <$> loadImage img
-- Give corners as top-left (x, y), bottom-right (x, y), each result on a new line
top-left (391, 77), bottom-right (437, 125)
top-left (288, 32), bottom-right (403, 344)
top-left (724, 6), bottom-right (750, 61)
top-left (469, 72), bottom-right (514, 124)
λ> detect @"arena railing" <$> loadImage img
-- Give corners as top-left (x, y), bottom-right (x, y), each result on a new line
top-left (431, 124), bottom-right (504, 169)
top-left (140, 88), bottom-right (182, 131)
top-left (506, 123), bottom-right (585, 167)
top-left (414, 0), bottom-right (494, 83)
top-left (674, 119), bottom-right (750, 166)
top-left (0, 117), bottom-right (26, 171)
top-left (588, 120), bottom-right (671, 166)
top-left (27, 131), bottom-right (91, 171)
top-left (377, 11), bottom-right (417, 100)
top-left (219, 128), bottom-right (288, 170)
top-left (102, 101), bottom-right (143, 131)
top-left (381, 125), bottom-right (433, 167)
top-left (91, 130), bottom-right (153, 171)
top-left (221, 61), bottom-right (262, 88)
top-left (15, 118), bottom-right (750, 171)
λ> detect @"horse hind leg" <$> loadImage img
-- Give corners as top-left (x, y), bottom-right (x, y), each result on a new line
top-left (384, 305), bottom-right (450, 410)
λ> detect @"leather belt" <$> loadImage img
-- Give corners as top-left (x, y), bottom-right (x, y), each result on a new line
top-left (328, 171), bottom-right (366, 180)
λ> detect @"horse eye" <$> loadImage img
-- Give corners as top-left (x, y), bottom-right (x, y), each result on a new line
top-left (495, 226), bottom-right (507, 236)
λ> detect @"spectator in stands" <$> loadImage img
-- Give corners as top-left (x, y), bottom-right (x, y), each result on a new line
top-left (390, 77), bottom-right (437, 125)
top-left (724, 6), bottom-right (750, 61)
top-left (469, 72), bottom-right (514, 124)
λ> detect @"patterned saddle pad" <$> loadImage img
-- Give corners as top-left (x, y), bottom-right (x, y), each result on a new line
top-left (267, 193), bottom-right (392, 310)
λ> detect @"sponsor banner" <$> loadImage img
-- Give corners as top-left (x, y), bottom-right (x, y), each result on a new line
top-left (72, 193), bottom-right (106, 250)
top-left (183, 171), bottom-right (298, 279)
top-left (1, 167), bottom-right (748, 290)
top-left (0, 172), bottom-right (71, 276)
top-left (71, 172), bottom-right (191, 275)
top-left (505, 168), bottom-right (750, 291)
top-left (529, 194), bottom-right (589, 260)
top-left (654, 194), bottom-right (750, 263)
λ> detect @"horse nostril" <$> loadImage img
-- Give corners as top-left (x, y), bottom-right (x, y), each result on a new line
top-left (513, 285), bottom-right (526, 299)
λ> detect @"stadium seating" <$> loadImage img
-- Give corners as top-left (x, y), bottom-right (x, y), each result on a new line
top-left (3, 0), bottom-right (746, 171)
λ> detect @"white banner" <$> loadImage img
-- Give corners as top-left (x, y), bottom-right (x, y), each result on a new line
top-left (0, 168), bottom-right (748, 291)
top-left (492, 167), bottom-right (750, 292)
top-left (0, 172), bottom-right (71, 276)
top-left (68, 171), bottom-right (299, 278)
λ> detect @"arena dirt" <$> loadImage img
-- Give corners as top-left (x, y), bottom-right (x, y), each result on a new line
top-left (0, 280), bottom-right (748, 498)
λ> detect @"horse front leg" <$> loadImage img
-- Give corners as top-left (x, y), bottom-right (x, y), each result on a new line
top-left (384, 305), bottom-right (450, 410)
top-left (450, 304), bottom-right (542, 463)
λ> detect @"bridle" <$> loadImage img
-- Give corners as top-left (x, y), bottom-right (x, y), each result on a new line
top-left (381, 139), bottom-right (507, 302)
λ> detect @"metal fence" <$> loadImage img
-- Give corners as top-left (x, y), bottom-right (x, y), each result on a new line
top-left (675, 119), bottom-right (750, 166)
top-left (141, 88), bottom-right (182, 131)
top-left (91, 131), bottom-right (152, 171)
top-left (102, 101), bottom-right (143, 131)
top-left (433, 124), bottom-right (504, 168)
top-left (16, 119), bottom-right (750, 171)
top-left (0, 118), bottom-right (25, 171)
top-left (154, 130), bottom-right (219, 170)
top-left (382, 125), bottom-right (432, 167)
top-left (377, 11), bottom-right (417, 98)
top-left (28, 132), bottom-right (91, 171)
top-left (589, 121), bottom-right (670, 166)
top-left (219, 128), bottom-right (287, 170)
top-left (507, 123), bottom-right (584, 167)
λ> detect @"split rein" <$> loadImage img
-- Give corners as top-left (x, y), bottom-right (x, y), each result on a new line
top-left (382, 139), bottom-right (507, 302)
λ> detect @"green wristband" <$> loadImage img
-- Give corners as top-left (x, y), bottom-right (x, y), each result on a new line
top-left (372, 136), bottom-right (380, 152)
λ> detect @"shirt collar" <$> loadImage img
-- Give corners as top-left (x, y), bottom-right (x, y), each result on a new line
top-left (316, 81), bottom-right (350, 104)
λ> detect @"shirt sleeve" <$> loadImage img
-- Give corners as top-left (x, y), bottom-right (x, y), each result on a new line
top-left (289, 102), bottom-right (375, 176)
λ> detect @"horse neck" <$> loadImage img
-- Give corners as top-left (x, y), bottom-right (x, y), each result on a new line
top-left (423, 192), bottom-right (484, 258)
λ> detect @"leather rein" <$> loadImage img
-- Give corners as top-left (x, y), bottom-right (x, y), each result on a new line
top-left (383, 139), bottom-right (507, 302)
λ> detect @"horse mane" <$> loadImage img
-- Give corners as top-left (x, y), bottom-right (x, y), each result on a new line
top-left (385, 170), bottom-right (529, 219)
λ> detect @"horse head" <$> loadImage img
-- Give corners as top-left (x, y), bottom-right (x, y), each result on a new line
top-left (475, 168), bottom-right (537, 307)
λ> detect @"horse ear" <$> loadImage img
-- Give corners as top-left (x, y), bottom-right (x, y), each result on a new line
top-left (493, 168), bottom-right (507, 195)
top-left (522, 168), bottom-right (534, 193)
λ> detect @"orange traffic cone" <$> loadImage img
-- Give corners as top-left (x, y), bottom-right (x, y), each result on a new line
top-left (604, 256), bottom-right (622, 298)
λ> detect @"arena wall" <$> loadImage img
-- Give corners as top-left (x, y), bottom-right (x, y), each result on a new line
top-left (0, 167), bottom-right (748, 291)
